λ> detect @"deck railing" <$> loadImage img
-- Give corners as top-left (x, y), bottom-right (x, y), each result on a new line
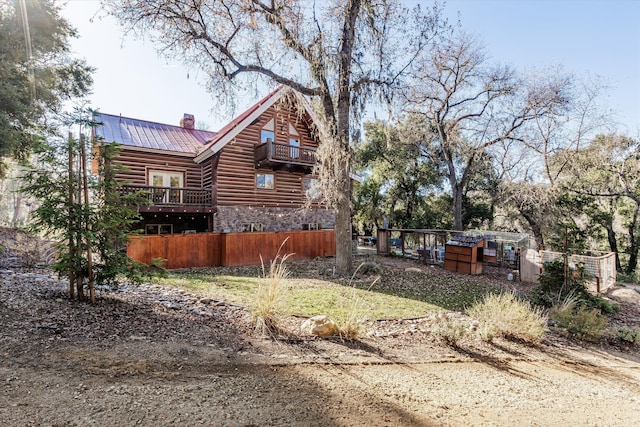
top-left (119, 184), bottom-right (215, 206)
top-left (254, 141), bottom-right (316, 166)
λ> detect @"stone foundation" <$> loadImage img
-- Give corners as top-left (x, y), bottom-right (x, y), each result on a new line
top-left (214, 206), bottom-right (335, 232)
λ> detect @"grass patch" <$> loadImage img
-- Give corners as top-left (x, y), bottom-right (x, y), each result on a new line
top-left (151, 258), bottom-right (506, 321)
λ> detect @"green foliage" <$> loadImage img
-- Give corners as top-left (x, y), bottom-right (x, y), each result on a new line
top-left (532, 259), bottom-right (618, 314)
top-left (0, 0), bottom-right (93, 176)
top-left (467, 292), bottom-right (547, 344)
top-left (549, 298), bottom-right (607, 342)
top-left (615, 326), bottom-right (640, 344)
top-left (22, 110), bottom-right (147, 300)
top-left (353, 119), bottom-right (444, 231)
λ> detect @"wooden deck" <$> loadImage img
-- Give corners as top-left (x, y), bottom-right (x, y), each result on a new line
top-left (254, 141), bottom-right (316, 170)
top-left (119, 184), bottom-right (215, 209)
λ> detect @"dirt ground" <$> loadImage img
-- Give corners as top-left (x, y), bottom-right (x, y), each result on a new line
top-left (2, 231), bottom-right (640, 426)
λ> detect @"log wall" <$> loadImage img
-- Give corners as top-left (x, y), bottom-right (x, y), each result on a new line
top-left (114, 148), bottom-right (203, 187)
top-left (215, 103), bottom-right (319, 208)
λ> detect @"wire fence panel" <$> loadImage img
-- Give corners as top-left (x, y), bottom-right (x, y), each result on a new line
top-left (540, 251), bottom-right (617, 293)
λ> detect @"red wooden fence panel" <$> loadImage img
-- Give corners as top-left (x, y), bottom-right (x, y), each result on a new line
top-left (127, 230), bottom-right (335, 269)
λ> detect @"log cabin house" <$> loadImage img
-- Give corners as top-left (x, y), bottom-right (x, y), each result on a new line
top-left (93, 87), bottom-right (334, 236)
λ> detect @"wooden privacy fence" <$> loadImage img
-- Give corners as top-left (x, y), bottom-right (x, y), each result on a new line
top-left (127, 230), bottom-right (336, 269)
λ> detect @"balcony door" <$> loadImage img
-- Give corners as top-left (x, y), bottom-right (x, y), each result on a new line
top-left (149, 170), bottom-right (183, 204)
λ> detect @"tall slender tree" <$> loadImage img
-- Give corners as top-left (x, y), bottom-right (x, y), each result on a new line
top-left (102, 0), bottom-right (446, 275)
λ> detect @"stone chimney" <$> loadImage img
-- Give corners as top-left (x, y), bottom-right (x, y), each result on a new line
top-left (180, 113), bottom-right (195, 129)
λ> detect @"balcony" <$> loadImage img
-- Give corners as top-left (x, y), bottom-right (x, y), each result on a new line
top-left (254, 141), bottom-right (316, 172)
top-left (118, 184), bottom-right (215, 212)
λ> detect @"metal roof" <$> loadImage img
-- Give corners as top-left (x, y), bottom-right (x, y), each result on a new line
top-left (94, 113), bottom-right (217, 154)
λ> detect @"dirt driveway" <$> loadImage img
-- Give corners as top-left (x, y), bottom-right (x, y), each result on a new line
top-left (2, 268), bottom-right (640, 426)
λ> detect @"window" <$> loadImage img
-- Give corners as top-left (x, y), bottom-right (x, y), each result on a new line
top-left (256, 173), bottom-right (274, 189)
top-left (303, 177), bottom-right (319, 199)
top-left (261, 118), bottom-right (275, 143)
top-left (302, 223), bottom-right (320, 231)
top-left (145, 224), bottom-right (173, 234)
top-left (289, 138), bottom-right (300, 158)
top-left (261, 130), bottom-right (275, 144)
top-left (242, 223), bottom-right (263, 232)
top-left (149, 170), bottom-right (184, 203)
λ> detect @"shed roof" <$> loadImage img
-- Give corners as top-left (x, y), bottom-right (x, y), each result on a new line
top-left (94, 113), bottom-right (217, 154)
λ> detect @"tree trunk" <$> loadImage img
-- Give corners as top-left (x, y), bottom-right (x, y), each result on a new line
top-left (452, 182), bottom-right (463, 231)
top-left (521, 211), bottom-right (545, 249)
top-left (625, 204), bottom-right (639, 274)
top-left (11, 192), bottom-right (21, 226)
top-left (604, 224), bottom-right (621, 271)
top-left (334, 179), bottom-right (352, 276)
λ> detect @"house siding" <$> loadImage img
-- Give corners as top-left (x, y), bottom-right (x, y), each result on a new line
top-left (114, 148), bottom-right (203, 187)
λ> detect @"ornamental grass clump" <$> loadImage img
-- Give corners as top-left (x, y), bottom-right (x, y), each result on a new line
top-left (252, 242), bottom-right (293, 336)
top-left (333, 264), bottom-right (379, 340)
top-left (467, 292), bottom-right (547, 344)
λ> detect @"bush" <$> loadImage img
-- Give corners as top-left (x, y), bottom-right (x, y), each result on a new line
top-left (615, 326), bottom-right (640, 344)
top-left (549, 298), bottom-right (607, 342)
top-left (430, 313), bottom-right (469, 346)
top-left (467, 292), bottom-right (547, 344)
top-left (532, 259), bottom-right (618, 314)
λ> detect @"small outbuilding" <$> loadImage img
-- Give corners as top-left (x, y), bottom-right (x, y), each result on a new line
top-left (444, 235), bottom-right (484, 275)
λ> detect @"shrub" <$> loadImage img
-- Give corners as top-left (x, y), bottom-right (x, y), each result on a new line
top-left (430, 313), bottom-right (468, 346)
top-left (615, 326), bottom-right (640, 344)
top-left (252, 245), bottom-right (292, 336)
top-left (532, 259), bottom-right (618, 314)
top-left (467, 292), bottom-right (547, 344)
top-left (549, 298), bottom-right (607, 342)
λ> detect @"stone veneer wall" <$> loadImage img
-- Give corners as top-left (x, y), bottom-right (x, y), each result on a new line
top-left (214, 206), bottom-right (335, 232)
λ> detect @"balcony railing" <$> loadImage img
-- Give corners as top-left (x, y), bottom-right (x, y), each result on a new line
top-left (255, 141), bottom-right (316, 168)
top-left (118, 184), bottom-right (215, 206)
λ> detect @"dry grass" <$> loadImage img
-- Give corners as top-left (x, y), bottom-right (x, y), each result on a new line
top-left (430, 312), bottom-right (469, 346)
top-left (333, 264), bottom-right (380, 340)
top-left (549, 297), bottom-right (607, 342)
top-left (467, 292), bottom-right (547, 344)
top-left (251, 241), bottom-right (293, 336)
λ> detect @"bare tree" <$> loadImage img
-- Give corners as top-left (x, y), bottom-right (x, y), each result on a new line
top-left (102, 0), bottom-right (445, 274)
top-left (499, 75), bottom-right (613, 247)
top-left (402, 32), bottom-right (566, 231)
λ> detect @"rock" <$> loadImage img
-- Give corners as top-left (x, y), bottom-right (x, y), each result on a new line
top-left (301, 315), bottom-right (337, 337)
top-left (200, 298), bottom-right (212, 304)
top-left (405, 267), bottom-right (422, 273)
top-left (608, 288), bottom-right (640, 304)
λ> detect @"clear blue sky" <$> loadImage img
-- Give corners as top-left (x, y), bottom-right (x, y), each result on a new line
top-left (60, 0), bottom-right (639, 134)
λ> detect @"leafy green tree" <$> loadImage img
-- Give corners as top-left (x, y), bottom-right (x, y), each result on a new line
top-left (0, 0), bottom-right (92, 175)
top-left (354, 119), bottom-right (441, 230)
top-left (561, 134), bottom-right (640, 273)
top-left (22, 110), bottom-right (146, 302)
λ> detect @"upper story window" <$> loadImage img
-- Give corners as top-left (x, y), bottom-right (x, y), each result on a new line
top-left (256, 173), bottom-right (275, 189)
top-left (261, 118), bottom-right (275, 143)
